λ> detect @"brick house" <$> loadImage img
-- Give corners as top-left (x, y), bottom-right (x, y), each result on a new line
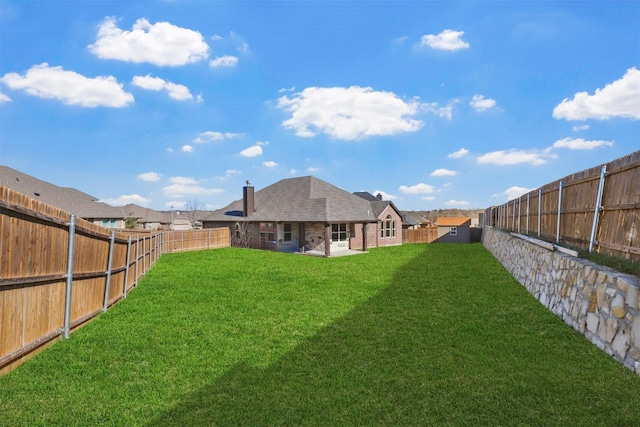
top-left (202, 176), bottom-right (379, 256)
top-left (352, 192), bottom-right (403, 247)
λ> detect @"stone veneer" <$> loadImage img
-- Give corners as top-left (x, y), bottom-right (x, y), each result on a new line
top-left (482, 226), bottom-right (640, 374)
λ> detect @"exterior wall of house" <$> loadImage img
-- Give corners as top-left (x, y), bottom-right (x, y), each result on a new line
top-left (437, 225), bottom-right (471, 243)
top-left (351, 205), bottom-right (402, 248)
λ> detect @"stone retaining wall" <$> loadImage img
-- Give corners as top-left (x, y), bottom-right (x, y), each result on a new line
top-left (482, 226), bottom-right (640, 374)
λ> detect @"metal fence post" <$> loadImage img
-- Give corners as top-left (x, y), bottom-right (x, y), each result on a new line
top-left (135, 237), bottom-right (139, 286)
top-left (556, 180), bottom-right (563, 244)
top-left (538, 188), bottom-right (542, 237)
top-left (63, 214), bottom-right (76, 339)
top-left (517, 197), bottom-right (521, 233)
top-left (142, 235), bottom-right (146, 275)
top-left (589, 165), bottom-right (607, 253)
top-left (123, 235), bottom-right (132, 298)
top-left (526, 193), bottom-right (530, 234)
top-left (103, 231), bottom-right (116, 312)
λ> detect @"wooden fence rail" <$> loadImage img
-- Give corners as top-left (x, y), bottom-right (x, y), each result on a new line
top-left (484, 150), bottom-right (640, 262)
top-left (0, 186), bottom-right (229, 373)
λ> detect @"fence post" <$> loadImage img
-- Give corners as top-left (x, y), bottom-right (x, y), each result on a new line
top-left (512, 200), bottom-right (516, 230)
top-left (538, 188), bottom-right (542, 237)
top-left (142, 235), bottom-right (146, 275)
top-left (135, 237), bottom-right (139, 286)
top-left (123, 235), bottom-right (132, 298)
top-left (63, 214), bottom-right (76, 339)
top-left (181, 230), bottom-right (184, 252)
top-left (103, 231), bottom-right (116, 312)
top-left (589, 164), bottom-right (607, 253)
top-left (526, 193), bottom-right (530, 234)
top-left (517, 197), bottom-right (521, 233)
top-left (556, 180), bottom-right (563, 244)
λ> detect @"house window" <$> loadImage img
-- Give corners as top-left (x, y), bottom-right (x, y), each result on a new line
top-left (283, 223), bottom-right (292, 241)
top-left (450, 227), bottom-right (458, 236)
top-left (267, 223), bottom-right (276, 241)
top-left (235, 223), bottom-right (241, 239)
top-left (332, 223), bottom-right (348, 241)
top-left (381, 215), bottom-right (396, 238)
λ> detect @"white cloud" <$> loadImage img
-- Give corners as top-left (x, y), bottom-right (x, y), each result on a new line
top-left (192, 131), bottom-right (241, 143)
top-left (256, 141), bottom-right (269, 146)
top-left (163, 178), bottom-right (224, 197)
top-left (166, 147), bottom-right (174, 153)
top-left (262, 161), bottom-right (278, 167)
top-left (501, 186), bottom-right (535, 201)
top-left (552, 137), bottom-right (613, 150)
top-left (290, 169), bottom-right (297, 174)
top-left (182, 144), bottom-right (194, 153)
top-left (0, 92), bottom-right (11, 103)
top-left (307, 166), bottom-right (320, 172)
top-left (278, 86), bottom-right (295, 93)
top-left (399, 183), bottom-right (436, 194)
top-left (137, 171), bottom-right (162, 182)
top-left (476, 149), bottom-right (549, 166)
top-left (209, 55), bottom-right (239, 68)
top-left (430, 168), bottom-right (457, 177)
top-left (422, 196), bottom-right (436, 201)
top-left (132, 74), bottom-right (193, 100)
top-left (470, 95), bottom-right (497, 112)
top-left (448, 148), bottom-right (469, 159)
top-left (163, 184), bottom-right (223, 197)
top-left (225, 169), bottom-right (242, 176)
top-left (372, 190), bottom-right (397, 200)
top-left (572, 124), bottom-right (590, 131)
top-left (169, 176), bottom-right (198, 185)
top-left (100, 194), bottom-right (151, 206)
top-left (88, 17), bottom-right (209, 66)
top-left (553, 67), bottom-right (640, 121)
top-left (277, 86), bottom-right (424, 140)
top-left (0, 63), bottom-right (133, 107)
top-left (445, 199), bottom-right (469, 206)
top-left (420, 29), bottom-right (469, 51)
top-left (421, 100), bottom-right (457, 120)
top-left (240, 145), bottom-right (262, 157)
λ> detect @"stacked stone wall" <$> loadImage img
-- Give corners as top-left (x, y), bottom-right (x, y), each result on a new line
top-left (482, 226), bottom-right (640, 374)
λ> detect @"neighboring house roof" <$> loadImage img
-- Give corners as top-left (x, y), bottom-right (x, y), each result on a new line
top-left (0, 165), bottom-right (125, 219)
top-left (400, 211), bottom-right (422, 227)
top-left (205, 176), bottom-right (377, 223)
top-left (354, 191), bottom-right (404, 220)
top-left (436, 217), bottom-right (472, 227)
top-left (120, 203), bottom-right (167, 223)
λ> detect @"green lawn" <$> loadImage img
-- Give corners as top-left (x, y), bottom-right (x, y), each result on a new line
top-left (1, 244), bottom-right (639, 426)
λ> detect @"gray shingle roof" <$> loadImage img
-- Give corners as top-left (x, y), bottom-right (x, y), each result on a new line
top-left (205, 176), bottom-right (377, 223)
top-left (0, 165), bottom-right (125, 219)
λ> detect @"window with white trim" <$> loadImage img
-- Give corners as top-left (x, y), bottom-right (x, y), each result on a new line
top-left (449, 227), bottom-right (458, 236)
top-left (260, 223), bottom-right (276, 242)
top-left (380, 214), bottom-right (396, 238)
top-left (283, 223), bottom-right (292, 241)
top-left (332, 223), bottom-right (348, 241)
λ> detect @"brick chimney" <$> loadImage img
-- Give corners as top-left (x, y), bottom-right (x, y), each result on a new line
top-left (243, 180), bottom-right (254, 217)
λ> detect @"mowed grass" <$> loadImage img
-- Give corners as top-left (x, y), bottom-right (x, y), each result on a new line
top-left (1, 244), bottom-right (639, 426)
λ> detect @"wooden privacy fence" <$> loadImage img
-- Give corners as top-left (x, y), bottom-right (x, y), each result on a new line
top-left (484, 150), bottom-right (640, 262)
top-left (403, 227), bottom-right (438, 244)
top-left (164, 228), bottom-right (230, 253)
top-left (0, 186), bottom-right (229, 373)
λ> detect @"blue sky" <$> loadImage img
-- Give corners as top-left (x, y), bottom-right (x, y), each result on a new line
top-left (1, 1), bottom-right (638, 211)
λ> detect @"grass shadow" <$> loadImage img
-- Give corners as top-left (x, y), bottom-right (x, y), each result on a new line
top-left (148, 244), bottom-right (640, 426)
